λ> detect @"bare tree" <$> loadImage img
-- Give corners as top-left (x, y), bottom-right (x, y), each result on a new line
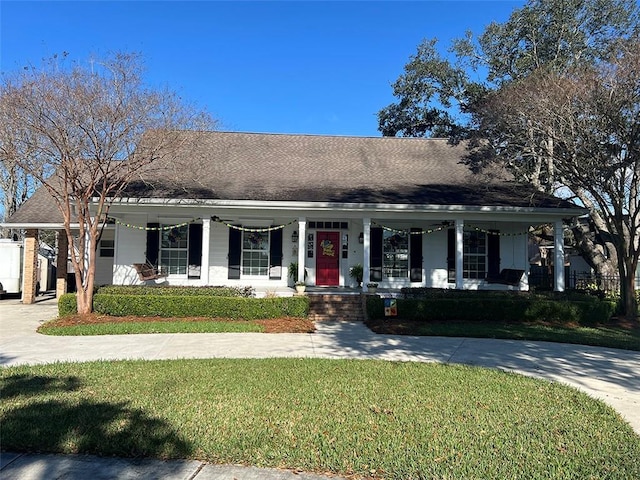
top-left (480, 41), bottom-right (640, 318)
top-left (0, 52), bottom-right (217, 314)
top-left (0, 108), bottom-right (42, 237)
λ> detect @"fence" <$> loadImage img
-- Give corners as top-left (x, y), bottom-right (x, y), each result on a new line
top-left (529, 266), bottom-right (638, 295)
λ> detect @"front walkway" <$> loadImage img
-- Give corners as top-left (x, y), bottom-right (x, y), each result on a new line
top-left (1, 297), bottom-right (638, 435)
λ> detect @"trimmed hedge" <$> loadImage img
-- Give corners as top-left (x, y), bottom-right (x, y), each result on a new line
top-left (59, 293), bottom-right (309, 319)
top-left (399, 287), bottom-right (606, 302)
top-left (367, 294), bottom-right (616, 326)
top-left (58, 293), bottom-right (78, 317)
top-left (96, 285), bottom-right (254, 297)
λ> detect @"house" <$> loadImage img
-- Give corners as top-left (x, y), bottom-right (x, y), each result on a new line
top-left (2, 131), bottom-right (585, 302)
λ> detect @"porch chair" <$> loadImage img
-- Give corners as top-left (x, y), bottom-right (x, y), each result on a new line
top-left (133, 261), bottom-right (167, 282)
top-left (485, 268), bottom-right (525, 286)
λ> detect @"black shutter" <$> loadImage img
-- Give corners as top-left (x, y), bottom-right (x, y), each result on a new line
top-left (269, 228), bottom-right (283, 280)
top-left (228, 226), bottom-right (242, 279)
top-left (487, 230), bottom-right (500, 279)
top-left (447, 228), bottom-right (455, 283)
top-left (410, 228), bottom-right (423, 282)
top-left (146, 223), bottom-right (160, 266)
top-left (188, 223), bottom-right (203, 279)
top-left (370, 227), bottom-right (383, 282)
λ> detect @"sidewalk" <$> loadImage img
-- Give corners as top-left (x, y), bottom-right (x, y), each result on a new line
top-left (0, 451), bottom-right (341, 480)
top-left (1, 297), bottom-right (639, 478)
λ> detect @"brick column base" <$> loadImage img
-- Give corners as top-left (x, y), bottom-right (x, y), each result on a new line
top-left (22, 229), bottom-right (38, 304)
top-left (56, 230), bottom-right (68, 298)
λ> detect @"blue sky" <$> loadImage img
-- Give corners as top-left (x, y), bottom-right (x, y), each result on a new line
top-left (1, 1), bottom-right (523, 137)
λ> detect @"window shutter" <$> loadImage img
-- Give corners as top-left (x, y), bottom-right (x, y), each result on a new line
top-left (410, 228), bottom-right (423, 282)
top-left (146, 223), bottom-right (160, 266)
top-left (269, 228), bottom-right (283, 279)
top-left (487, 230), bottom-right (500, 278)
top-left (188, 223), bottom-right (203, 279)
top-left (447, 228), bottom-right (455, 283)
top-left (370, 227), bottom-right (383, 282)
top-left (228, 227), bottom-right (242, 279)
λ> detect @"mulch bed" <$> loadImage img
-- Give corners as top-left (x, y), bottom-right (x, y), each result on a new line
top-left (46, 314), bottom-right (316, 333)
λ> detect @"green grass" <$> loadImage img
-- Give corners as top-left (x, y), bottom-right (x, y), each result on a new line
top-left (38, 320), bottom-right (264, 335)
top-left (2, 359), bottom-right (638, 479)
top-left (367, 319), bottom-right (640, 351)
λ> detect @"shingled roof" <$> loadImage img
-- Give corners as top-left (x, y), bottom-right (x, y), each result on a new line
top-left (121, 131), bottom-right (576, 208)
top-left (3, 185), bottom-right (69, 226)
top-left (5, 131), bottom-right (580, 226)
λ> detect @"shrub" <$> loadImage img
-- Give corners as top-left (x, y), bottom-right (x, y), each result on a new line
top-left (92, 294), bottom-right (309, 319)
top-left (367, 294), bottom-right (614, 325)
top-left (58, 293), bottom-right (77, 316)
top-left (96, 285), bottom-right (254, 297)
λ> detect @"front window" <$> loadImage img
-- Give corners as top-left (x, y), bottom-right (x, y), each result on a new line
top-left (383, 230), bottom-right (408, 278)
top-left (160, 225), bottom-right (188, 275)
top-left (99, 239), bottom-right (114, 257)
top-left (463, 230), bottom-right (486, 279)
top-left (242, 230), bottom-right (269, 276)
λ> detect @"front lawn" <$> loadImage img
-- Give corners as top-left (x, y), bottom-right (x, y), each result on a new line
top-left (38, 314), bottom-right (315, 335)
top-left (1, 358), bottom-right (638, 479)
top-left (366, 318), bottom-right (640, 351)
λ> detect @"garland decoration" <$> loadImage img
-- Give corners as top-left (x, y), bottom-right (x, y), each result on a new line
top-left (112, 217), bottom-right (552, 237)
top-left (469, 224), bottom-right (553, 236)
top-left (111, 218), bottom-right (201, 231)
top-left (211, 216), bottom-right (296, 232)
top-left (372, 221), bottom-right (446, 235)
top-left (372, 221), bottom-right (553, 237)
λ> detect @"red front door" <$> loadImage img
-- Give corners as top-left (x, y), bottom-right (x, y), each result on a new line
top-left (316, 231), bottom-right (340, 286)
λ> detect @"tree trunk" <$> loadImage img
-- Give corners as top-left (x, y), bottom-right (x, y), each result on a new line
top-left (75, 284), bottom-right (94, 315)
top-left (620, 257), bottom-right (639, 321)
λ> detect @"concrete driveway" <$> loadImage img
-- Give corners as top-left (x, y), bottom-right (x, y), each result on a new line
top-left (1, 297), bottom-right (639, 435)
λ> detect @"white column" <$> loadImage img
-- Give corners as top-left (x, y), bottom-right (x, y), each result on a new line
top-left (554, 220), bottom-right (565, 292)
top-left (363, 218), bottom-right (371, 293)
top-left (200, 218), bottom-right (211, 285)
top-left (297, 217), bottom-right (306, 283)
top-left (455, 219), bottom-right (464, 290)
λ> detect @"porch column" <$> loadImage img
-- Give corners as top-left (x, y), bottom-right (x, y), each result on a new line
top-left (554, 220), bottom-right (565, 292)
top-left (297, 217), bottom-right (306, 283)
top-left (22, 229), bottom-right (38, 304)
top-left (455, 219), bottom-right (464, 290)
top-left (200, 218), bottom-right (211, 285)
top-left (56, 230), bottom-right (68, 298)
top-left (362, 218), bottom-right (371, 293)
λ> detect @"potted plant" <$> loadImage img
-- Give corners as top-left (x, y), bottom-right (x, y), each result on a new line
top-left (289, 261), bottom-right (308, 288)
top-left (295, 281), bottom-right (306, 294)
top-left (366, 282), bottom-right (378, 293)
top-left (288, 261), bottom-right (298, 286)
top-left (349, 264), bottom-right (363, 287)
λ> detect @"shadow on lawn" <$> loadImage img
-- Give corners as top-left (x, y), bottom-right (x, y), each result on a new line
top-left (316, 321), bottom-right (640, 393)
top-left (1, 374), bottom-right (193, 459)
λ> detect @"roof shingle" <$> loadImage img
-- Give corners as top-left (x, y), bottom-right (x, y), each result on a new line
top-left (122, 131), bottom-right (576, 208)
top-left (5, 131), bottom-right (580, 225)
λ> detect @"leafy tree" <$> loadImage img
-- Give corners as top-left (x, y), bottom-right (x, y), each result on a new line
top-left (0, 53), bottom-right (216, 314)
top-left (482, 41), bottom-right (640, 318)
top-left (378, 0), bottom-right (639, 318)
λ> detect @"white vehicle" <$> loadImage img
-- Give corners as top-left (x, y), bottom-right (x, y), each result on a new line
top-left (0, 239), bottom-right (56, 298)
top-left (0, 239), bottom-right (24, 296)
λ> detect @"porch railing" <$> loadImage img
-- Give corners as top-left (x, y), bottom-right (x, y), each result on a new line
top-left (529, 267), bottom-right (638, 295)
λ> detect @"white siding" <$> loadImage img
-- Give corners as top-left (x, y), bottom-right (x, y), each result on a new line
top-left (112, 216), bottom-right (147, 285)
top-left (94, 228), bottom-right (114, 286)
top-left (425, 229), bottom-right (450, 288)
